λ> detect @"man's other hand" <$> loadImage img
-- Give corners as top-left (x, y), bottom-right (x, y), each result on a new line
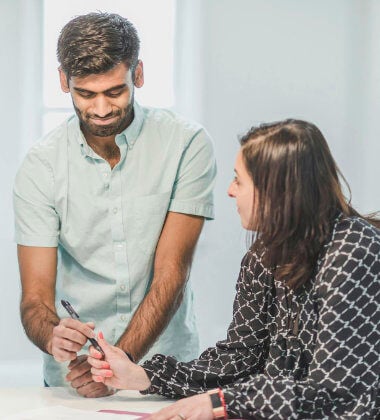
top-left (66, 354), bottom-right (115, 398)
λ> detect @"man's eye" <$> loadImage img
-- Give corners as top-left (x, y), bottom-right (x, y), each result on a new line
top-left (78, 92), bottom-right (95, 99)
top-left (106, 90), bottom-right (123, 98)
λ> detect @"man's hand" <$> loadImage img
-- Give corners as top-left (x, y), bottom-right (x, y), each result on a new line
top-left (66, 354), bottom-right (115, 398)
top-left (88, 332), bottom-right (151, 391)
top-left (48, 318), bottom-right (96, 362)
top-left (148, 393), bottom-right (213, 420)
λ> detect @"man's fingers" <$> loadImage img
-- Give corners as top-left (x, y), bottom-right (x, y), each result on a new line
top-left (66, 357), bottom-right (91, 382)
top-left (60, 318), bottom-right (96, 339)
top-left (51, 319), bottom-right (96, 360)
top-left (82, 383), bottom-right (115, 398)
top-left (52, 347), bottom-right (77, 362)
top-left (69, 368), bottom-right (93, 389)
top-left (71, 373), bottom-right (115, 398)
top-left (51, 336), bottom-right (84, 361)
top-left (53, 334), bottom-right (84, 352)
top-left (68, 354), bottom-right (87, 369)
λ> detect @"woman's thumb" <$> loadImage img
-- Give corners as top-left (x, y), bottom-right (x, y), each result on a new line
top-left (97, 331), bottom-right (110, 354)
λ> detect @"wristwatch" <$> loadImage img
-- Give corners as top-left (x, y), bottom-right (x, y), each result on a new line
top-left (207, 388), bottom-right (228, 419)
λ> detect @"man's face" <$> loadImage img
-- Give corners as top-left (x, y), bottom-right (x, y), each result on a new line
top-left (59, 61), bottom-right (144, 138)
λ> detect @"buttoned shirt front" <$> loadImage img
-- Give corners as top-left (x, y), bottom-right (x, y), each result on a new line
top-left (13, 102), bottom-right (216, 386)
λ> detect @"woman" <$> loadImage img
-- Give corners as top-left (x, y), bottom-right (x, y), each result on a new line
top-left (88, 119), bottom-right (380, 419)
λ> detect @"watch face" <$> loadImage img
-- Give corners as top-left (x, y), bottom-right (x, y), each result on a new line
top-left (208, 390), bottom-right (226, 419)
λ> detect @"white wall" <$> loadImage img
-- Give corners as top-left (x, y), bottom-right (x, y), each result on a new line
top-left (0, 0), bottom-right (44, 376)
top-left (177, 0), bottom-right (380, 349)
top-left (1, 0), bottom-right (379, 385)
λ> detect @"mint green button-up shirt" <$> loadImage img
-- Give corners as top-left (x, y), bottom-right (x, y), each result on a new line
top-left (13, 103), bottom-right (216, 386)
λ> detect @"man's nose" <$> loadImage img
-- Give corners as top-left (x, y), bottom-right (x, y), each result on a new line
top-left (92, 96), bottom-right (113, 117)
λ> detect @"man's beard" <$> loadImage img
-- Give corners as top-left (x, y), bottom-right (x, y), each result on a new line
top-left (74, 99), bottom-right (134, 138)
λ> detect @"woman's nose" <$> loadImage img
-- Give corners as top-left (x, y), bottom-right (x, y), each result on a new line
top-left (227, 182), bottom-right (236, 197)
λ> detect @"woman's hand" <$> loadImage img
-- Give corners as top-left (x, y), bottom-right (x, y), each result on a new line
top-left (148, 393), bottom-right (213, 420)
top-left (87, 332), bottom-right (151, 391)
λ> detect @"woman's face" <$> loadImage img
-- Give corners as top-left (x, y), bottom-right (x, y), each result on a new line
top-left (228, 150), bottom-right (256, 230)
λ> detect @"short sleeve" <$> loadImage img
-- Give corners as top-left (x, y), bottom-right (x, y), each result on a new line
top-left (168, 128), bottom-right (216, 219)
top-left (13, 149), bottom-right (59, 247)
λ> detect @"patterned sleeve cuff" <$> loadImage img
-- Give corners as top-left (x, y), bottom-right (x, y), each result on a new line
top-left (222, 388), bottom-right (240, 419)
top-left (139, 362), bottom-right (161, 395)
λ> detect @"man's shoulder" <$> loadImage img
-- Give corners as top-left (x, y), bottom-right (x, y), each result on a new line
top-left (142, 105), bottom-right (205, 138)
top-left (25, 117), bottom-right (74, 160)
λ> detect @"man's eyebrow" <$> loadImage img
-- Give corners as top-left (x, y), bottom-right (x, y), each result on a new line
top-left (73, 84), bottom-right (127, 94)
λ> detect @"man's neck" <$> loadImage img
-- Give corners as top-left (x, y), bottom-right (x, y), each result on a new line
top-left (84, 131), bottom-right (116, 151)
top-left (82, 130), bottom-right (120, 169)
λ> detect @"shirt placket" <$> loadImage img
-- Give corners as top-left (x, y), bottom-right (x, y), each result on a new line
top-left (107, 163), bottom-right (131, 333)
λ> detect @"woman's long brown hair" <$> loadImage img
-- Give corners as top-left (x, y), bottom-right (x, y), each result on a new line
top-left (240, 119), bottom-right (379, 290)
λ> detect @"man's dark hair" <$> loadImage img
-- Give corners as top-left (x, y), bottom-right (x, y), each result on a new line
top-left (57, 12), bottom-right (140, 79)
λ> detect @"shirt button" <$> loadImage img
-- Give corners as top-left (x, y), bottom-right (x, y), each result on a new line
top-left (120, 284), bottom-right (126, 291)
top-left (120, 314), bottom-right (126, 321)
top-left (103, 172), bottom-right (108, 177)
top-left (113, 207), bottom-right (118, 214)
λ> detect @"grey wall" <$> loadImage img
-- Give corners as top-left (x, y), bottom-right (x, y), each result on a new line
top-left (176, 0), bottom-right (380, 349)
top-left (0, 0), bottom-right (43, 365)
top-left (1, 0), bottom-right (379, 383)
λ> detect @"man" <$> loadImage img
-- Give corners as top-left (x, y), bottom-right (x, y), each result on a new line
top-left (13, 12), bottom-right (216, 398)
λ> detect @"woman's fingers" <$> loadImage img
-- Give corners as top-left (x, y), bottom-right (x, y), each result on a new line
top-left (88, 353), bottom-right (109, 368)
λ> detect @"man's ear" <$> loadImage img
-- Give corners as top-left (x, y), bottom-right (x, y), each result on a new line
top-left (134, 60), bottom-right (144, 88)
top-left (58, 67), bottom-right (70, 93)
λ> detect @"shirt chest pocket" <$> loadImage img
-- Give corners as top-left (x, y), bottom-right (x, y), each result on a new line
top-left (125, 192), bottom-right (171, 256)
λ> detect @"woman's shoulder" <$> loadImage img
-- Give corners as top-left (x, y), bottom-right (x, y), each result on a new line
top-left (317, 215), bottom-right (380, 287)
top-left (333, 215), bottom-right (380, 248)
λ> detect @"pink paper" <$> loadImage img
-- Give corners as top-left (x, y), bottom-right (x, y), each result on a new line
top-left (98, 409), bottom-right (151, 418)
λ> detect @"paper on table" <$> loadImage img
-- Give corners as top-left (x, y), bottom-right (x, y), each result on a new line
top-left (2, 405), bottom-right (144, 420)
top-left (98, 409), bottom-right (150, 418)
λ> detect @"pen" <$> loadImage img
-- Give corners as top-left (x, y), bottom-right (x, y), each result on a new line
top-left (61, 299), bottom-right (105, 358)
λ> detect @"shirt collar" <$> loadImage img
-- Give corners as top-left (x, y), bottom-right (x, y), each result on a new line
top-left (71, 101), bottom-right (145, 155)
top-left (117, 101), bottom-right (144, 149)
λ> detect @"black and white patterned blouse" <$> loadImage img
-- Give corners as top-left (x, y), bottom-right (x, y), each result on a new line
top-left (142, 216), bottom-right (380, 419)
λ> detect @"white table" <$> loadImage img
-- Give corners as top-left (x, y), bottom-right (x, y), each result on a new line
top-left (0, 387), bottom-right (174, 418)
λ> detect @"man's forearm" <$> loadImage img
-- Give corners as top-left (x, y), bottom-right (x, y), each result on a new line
top-left (20, 299), bottom-right (60, 354)
top-left (115, 264), bottom-right (188, 361)
top-left (116, 212), bottom-right (204, 361)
